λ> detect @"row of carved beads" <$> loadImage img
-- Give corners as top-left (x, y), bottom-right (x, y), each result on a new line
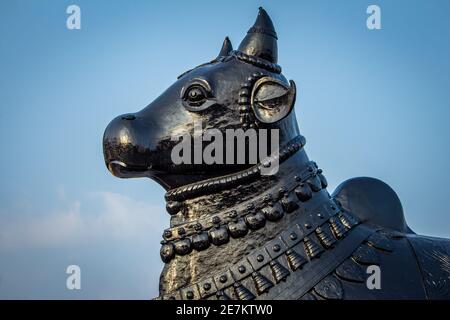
top-left (238, 71), bottom-right (265, 129)
top-left (160, 169), bottom-right (328, 263)
top-left (160, 210), bottom-right (360, 300)
top-left (162, 160), bottom-right (317, 239)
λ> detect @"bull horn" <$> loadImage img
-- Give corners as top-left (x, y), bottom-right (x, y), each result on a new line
top-left (217, 36), bottom-right (233, 58)
top-left (237, 7), bottom-right (278, 63)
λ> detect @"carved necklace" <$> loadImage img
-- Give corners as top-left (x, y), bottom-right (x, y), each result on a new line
top-left (158, 199), bottom-right (365, 300)
top-left (160, 161), bottom-right (326, 262)
top-left (160, 161), bottom-right (330, 263)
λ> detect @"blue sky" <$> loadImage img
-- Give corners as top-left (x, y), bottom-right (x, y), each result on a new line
top-left (0, 0), bottom-right (449, 299)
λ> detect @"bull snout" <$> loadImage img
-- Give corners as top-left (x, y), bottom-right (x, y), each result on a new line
top-left (103, 113), bottom-right (151, 178)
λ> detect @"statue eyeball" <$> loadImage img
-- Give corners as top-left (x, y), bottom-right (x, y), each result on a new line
top-left (185, 86), bottom-right (207, 106)
top-left (181, 79), bottom-right (216, 111)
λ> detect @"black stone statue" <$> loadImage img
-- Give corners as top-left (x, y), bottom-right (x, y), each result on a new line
top-left (103, 8), bottom-right (450, 300)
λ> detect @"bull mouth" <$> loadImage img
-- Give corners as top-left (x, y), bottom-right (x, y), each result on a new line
top-left (107, 160), bottom-right (151, 178)
top-left (108, 160), bottom-right (252, 176)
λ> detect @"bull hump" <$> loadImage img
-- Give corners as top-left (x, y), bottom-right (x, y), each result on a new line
top-left (331, 177), bottom-right (409, 233)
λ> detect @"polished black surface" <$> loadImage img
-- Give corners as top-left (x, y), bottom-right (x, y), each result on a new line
top-left (103, 8), bottom-right (450, 300)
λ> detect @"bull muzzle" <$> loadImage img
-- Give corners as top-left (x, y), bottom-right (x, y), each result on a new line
top-left (103, 113), bottom-right (152, 178)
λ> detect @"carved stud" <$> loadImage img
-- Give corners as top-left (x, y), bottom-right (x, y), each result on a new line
top-left (178, 227), bottom-right (186, 236)
top-left (173, 238), bottom-right (192, 256)
top-left (203, 283), bottom-right (211, 291)
top-left (277, 186), bottom-right (287, 198)
top-left (227, 219), bottom-right (249, 238)
top-left (317, 170), bottom-right (328, 189)
top-left (262, 203), bottom-right (284, 222)
top-left (239, 96), bottom-right (250, 105)
top-left (285, 249), bottom-right (307, 271)
top-left (191, 232), bottom-right (210, 251)
top-left (185, 290), bottom-right (194, 300)
top-left (245, 212), bottom-right (266, 230)
top-left (212, 216), bottom-right (221, 225)
top-left (233, 282), bottom-right (255, 300)
top-left (227, 210), bottom-right (238, 219)
top-left (239, 105), bottom-right (249, 112)
top-left (160, 243), bottom-right (175, 263)
top-left (193, 222), bottom-right (203, 232)
top-left (269, 260), bottom-right (290, 283)
top-left (209, 226), bottom-right (230, 246)
top-left (295, 183), bottom-right (312, 202)
top-left (166, 201), bottom-right (183, 215)
top-left (239, 88), bottom-right (250, 97)
top-left (263, 194), bottom-right (273, 203)
top-left (280, 193), bottom-right (299, 213)
top-left (315, 226), bottom-right (337, 248)
top-left (303, 236), bottom-right (324, 259)
top-left (306, 175), bottom-right (322, 192)
top-left (246, 203), bottom-right (256, 211)
top-left (252, 271), bottom-right (274, 294)
top-left (163, 229), bottom-right (173, 239)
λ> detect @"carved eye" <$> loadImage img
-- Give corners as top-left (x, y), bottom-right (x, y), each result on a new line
top-left (181, 79), bottom-right (216, 111)
top-left (185, 86), bottom-right (207, 106)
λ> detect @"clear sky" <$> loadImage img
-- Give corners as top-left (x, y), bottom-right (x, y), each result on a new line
top-left (0, 0), bottom-right (449, 299)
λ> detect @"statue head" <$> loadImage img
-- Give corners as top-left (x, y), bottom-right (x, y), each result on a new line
top-left (103, 8), bottom-right (299, 190)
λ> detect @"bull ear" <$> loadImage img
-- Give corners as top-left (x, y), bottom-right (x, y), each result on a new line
top-left (250, 77), bottom-right (296, 124)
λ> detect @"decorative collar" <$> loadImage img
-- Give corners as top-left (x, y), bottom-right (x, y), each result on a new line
top-left (160, 160), bottom-right (327, 263)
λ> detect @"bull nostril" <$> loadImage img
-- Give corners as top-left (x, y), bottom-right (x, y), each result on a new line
top-left (122, 114), bottom-right (136, 121)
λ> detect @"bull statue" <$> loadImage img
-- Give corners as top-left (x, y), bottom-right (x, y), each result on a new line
top-left (103, 8), bottom-right (450, 300)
